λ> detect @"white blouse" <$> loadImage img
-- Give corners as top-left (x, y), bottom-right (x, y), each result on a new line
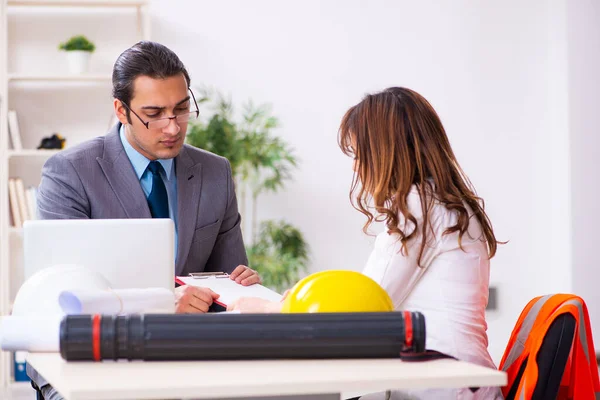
top-left (361, 187), bottom-right (503, 400)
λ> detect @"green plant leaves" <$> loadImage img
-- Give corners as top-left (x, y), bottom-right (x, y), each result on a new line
top-left (186, 87), bottom-right (298, 194)
top-left (247, 220), bottom-right (309, 292)
top-left (58, 35), bottom-right (95, 52)
top-left (187, 115), bottom-right (244, 176)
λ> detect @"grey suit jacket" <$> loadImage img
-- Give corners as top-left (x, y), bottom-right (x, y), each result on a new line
top-left (37, 123), bottom-right (248, 276)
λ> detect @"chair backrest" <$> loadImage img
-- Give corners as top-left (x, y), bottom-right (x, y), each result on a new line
top-left (500, 294), bottom-right (600, 400)
top-left (503, 312), bottom-right (576, 400)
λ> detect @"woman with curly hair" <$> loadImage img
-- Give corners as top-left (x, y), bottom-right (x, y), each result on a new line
top-left (230, 87), bottom-right (503, 399)
top-left (337, 87), bottom-right (502, 399)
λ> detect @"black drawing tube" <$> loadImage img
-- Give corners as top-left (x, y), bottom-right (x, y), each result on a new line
top-left (59, 312), bottom-right (425, 361)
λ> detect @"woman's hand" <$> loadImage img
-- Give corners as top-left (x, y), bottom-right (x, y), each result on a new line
top-left (226, 297), bottom-right (283, 313)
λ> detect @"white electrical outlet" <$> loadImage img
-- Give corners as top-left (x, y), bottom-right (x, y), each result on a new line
top-left (487, 286), bottom-right (498, 311)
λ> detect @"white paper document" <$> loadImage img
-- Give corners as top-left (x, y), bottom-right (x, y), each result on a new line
top-left (0, 316), bottom-right (61, 352)
top-left (59, 288), bottom-right (175, 315)
top-left (177, 276), bottom-right (282, 306)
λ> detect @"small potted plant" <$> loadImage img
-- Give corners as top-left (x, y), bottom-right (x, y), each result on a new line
top-left (58, 35), bottom-right (96, 74)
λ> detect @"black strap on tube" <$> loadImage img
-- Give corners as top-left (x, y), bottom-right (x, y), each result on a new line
top-left (59, 312), bottom-right (426, 361)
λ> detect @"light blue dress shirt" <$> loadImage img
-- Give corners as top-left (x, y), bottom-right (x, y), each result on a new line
top-left (119, 125), bottom-right (178, 260)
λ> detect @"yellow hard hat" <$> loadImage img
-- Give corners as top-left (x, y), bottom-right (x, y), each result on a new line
top-left (281, 270), bottom-right (394, 313)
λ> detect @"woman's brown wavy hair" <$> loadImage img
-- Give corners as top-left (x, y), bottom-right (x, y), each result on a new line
top-left (338, 87), bottom-right (500, 265)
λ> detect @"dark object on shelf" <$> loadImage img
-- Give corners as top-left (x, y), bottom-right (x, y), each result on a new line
top-left (60, 312), bottom-right (426, 361)
top-left (37, 134), bottom-right (66, 149)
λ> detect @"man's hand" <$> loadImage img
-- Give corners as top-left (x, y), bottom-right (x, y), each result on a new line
top-left (175, 285), bottom-right (220, 313)
top-left (230, 265), bottom-right (261, 286)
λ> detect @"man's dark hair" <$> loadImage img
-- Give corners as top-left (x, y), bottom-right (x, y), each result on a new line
top-left (112, 41), bottom-right (191, 122)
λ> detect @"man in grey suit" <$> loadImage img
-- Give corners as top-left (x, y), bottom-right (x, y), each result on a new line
top-left (30, 41), bottom-right (259, 400)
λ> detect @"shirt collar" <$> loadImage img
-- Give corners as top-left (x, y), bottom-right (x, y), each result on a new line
top-left (119, 124), bottom-right (174, 181)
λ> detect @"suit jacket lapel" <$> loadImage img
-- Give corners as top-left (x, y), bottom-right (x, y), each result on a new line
top-left (97, 123), bottom-right (151, 219)
top-left (175, 146), bottom-right (203, 275)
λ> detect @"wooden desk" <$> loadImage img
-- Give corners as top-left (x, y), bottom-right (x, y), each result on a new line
top-left (27, 353), bottom-right (506, 400)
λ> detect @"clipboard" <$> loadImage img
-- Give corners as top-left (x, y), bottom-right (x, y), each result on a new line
top-left (175, 274), bottom-right (282, 310)
top-left (188, 272), bottom-right (230, 279)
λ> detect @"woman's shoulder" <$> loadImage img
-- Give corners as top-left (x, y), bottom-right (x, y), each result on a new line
top-left (405, 184), bottom-right (484, 243)
top-left (405, 185), bottom-right (451, 228)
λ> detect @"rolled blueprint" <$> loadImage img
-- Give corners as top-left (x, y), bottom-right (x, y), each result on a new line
top-left (1, 289), bottom-right (174, 352)
top-left (59, 288), bottom-right (175, 315)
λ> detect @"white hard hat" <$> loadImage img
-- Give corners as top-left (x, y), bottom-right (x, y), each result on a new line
top-left (12, 264), bottom-right (111, 317)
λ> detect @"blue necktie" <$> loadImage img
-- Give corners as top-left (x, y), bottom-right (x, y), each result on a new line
top-left (146, 161), bottom-right (169, 219)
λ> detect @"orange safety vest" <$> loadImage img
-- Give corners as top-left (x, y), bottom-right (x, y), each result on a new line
top-left (499, 294), bottom-right (600, 399)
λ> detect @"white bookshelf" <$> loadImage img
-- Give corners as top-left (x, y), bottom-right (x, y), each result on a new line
top-left (8, 73), bottom-right (111, 82)
top-left (8, 0), bottom-right (146, 7)
top-left (8, 149), bottom-right (61, 157)
top-left (0, 0), bottom-right (149, 391)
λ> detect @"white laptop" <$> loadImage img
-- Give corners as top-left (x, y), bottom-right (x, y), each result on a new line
top-left (23, 219), bottom-right (175, 290)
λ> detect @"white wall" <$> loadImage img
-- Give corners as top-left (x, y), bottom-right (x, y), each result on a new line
top-left (568, 0), bottom-right (600, 336)
top-left (150, 0), bottom-right (578, 363)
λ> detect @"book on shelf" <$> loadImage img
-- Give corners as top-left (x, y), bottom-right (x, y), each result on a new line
top-left (8, 178), bottom-right (38, 228)
top-left (8, 179), bottom-right (21, 228)
top-left (13, 351), bottom-right (29, 382)
top-left (15, 179), bottom-right (29, 221)
top-left (8, 110), bottom-right (23, 151)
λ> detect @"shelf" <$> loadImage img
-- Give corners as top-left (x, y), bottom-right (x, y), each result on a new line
top-left (8, 149), bottom-right (61, 158)
top-left (8, 0), bottom-right (147, 7)
top-left (9, 381), bottom-right (30, 389)
top-left (8, 73), bottom-right (111, 83)
top-left (6, 381), bottom-right (33, 400)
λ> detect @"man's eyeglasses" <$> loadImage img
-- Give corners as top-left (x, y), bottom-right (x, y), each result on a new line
top-left (120, 89), bottom-right (200, 130)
